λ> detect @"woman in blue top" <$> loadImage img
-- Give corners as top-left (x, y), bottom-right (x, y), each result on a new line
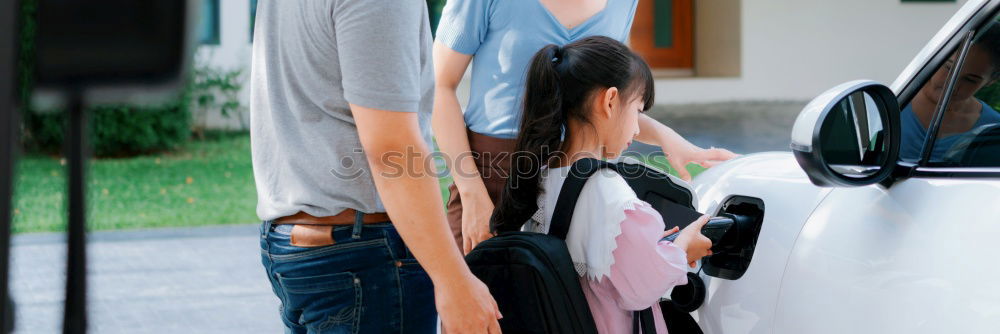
top-left (900, 25), bottom-right (1000, 162)
top-left (433, 0), bottom-right (737, 253)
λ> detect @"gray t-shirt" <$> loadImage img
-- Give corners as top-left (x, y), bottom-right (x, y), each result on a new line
top-left (250, 0), bottom-right (434, 221)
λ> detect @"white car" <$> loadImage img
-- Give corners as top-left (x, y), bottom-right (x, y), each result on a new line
top-left (688, 0), bottom-right (1000, 333)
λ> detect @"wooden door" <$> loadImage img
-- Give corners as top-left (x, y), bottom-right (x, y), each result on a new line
top-left (629, 0), bottom-right (693, 69)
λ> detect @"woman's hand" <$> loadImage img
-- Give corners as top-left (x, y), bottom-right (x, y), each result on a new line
top-left (462, 189), bottom-right (496, 254)
top-left (662, 143), bottom-right (738, 181)
top-left (672, 215), bottom-right (714, 267)
top-left (635, 114), bottom-right (738, 181)
top-left (432, 42), bottom-right (494, 255)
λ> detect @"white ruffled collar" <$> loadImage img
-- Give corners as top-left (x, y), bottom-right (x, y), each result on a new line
top-left (524, 166), bottom-right (643, 281)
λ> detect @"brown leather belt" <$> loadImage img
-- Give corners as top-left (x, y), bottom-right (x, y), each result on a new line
top-left (275, 210), bottom-right (390, 248)
top-left (275, 209), bottom-right (390, 226)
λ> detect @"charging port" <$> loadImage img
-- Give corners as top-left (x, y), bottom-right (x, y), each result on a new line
top-left (703, 196), bottom-right (765, 280)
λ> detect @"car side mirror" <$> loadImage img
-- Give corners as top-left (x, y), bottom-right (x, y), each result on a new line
top-left (790, 81), bottom-right (901, 187)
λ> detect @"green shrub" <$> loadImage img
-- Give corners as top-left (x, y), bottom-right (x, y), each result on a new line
top-left (18, 0), bottom-right (36, 105)
top-left (90, 101), bottom-right (192, 156)
top-left (427, 0), bottom-right (446, 35)
top-left (977, 82), bottom-right (1000, 111)
top-left (17, 0), bottom-right (192, 157)
top-left (190, 66), bottom-right (245, 136)
top-left (23, 98), bottom-right (192, 157)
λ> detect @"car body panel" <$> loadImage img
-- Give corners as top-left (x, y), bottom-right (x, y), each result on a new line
top-left (692, 153), bottom-right (832, 334)
top-left (772, 178), bottom-right (1000, 333)
top-left (692, 0), bottom-right (1000, 332)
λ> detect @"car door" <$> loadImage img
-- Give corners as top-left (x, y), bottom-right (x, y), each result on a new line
top-left (773, 6), bottom-right (1000, 334)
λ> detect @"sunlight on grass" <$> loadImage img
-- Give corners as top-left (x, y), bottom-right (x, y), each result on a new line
top-left (12, 133), bottom-right (258, 234)
top-left (635, 155), bottom-right (708, 179)
top-left (11, 135), bottom-right (705, 234)
top-left (435, 154), bottom-right (706, 204)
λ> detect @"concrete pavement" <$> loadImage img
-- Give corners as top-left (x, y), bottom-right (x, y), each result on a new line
top-left (10, 224), bottom-right (284, 334)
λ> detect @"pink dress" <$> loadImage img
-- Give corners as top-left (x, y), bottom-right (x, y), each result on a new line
top-left (579, 203), bottom-right (690, 334)
top-left (530, 166), bottom-right (691, 333)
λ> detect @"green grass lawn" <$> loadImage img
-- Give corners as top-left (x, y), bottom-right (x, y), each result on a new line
top-left (433, 154), bottom-right (706, 206)
top-left (633, 154), bottom-right (708, 178)
top-left (12, 133), bottom-right (258, 234)
top-left (12, 133), bottom-right (705, 234)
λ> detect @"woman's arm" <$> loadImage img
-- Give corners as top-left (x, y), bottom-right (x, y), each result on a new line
top-left (636, 114), bottom-right (738, 180)
top-left (432, 42), bottom-right (495, 254)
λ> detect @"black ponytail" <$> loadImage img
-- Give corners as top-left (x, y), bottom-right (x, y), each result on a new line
top-left (491, 36), bottom-right (655, 232)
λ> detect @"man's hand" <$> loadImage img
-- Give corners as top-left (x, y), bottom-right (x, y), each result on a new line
top-left (437, 272), bottom-right (503, 334)
top-left (351, 104), bottom-right (501, 333)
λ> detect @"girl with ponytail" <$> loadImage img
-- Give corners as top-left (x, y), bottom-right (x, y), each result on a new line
top-left (493, 36), bottom-right (714, 334)
top-left (434, 0), bottom-right (737, 255)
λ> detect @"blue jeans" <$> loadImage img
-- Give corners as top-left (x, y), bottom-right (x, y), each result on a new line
top-left (260, 217), bottom-right (437, 334)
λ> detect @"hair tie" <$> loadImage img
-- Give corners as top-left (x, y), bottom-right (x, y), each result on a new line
top-left (551, 46), bottom-right (563, 64)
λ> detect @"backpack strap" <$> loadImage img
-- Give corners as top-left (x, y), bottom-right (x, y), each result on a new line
top-left (548, 158), bottom-right (615, 240)
top-left (551, 158), bottom-right (660, 334)
top-left (632, 308), bottom-right (657, 334)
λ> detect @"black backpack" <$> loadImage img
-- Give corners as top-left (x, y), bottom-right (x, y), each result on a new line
top-left (466, 158), bottom-right (702, 334)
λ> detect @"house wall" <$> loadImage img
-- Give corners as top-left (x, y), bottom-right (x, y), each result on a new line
top-left (208, 0), bottom-right (971, 117)
top-left (694, 0), bottom-right (741, 77)
top-left (655, 0), bottom-right (968, 104)
top-left (195, 0), bottom-right (253, 130)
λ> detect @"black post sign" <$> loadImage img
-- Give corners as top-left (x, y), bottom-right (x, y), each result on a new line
top-left (0, 0), bottom-right (21, 332)
top-left (28, 1), bottom-right (193, 333)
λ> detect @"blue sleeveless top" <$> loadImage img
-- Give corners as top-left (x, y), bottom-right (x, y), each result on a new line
top-left (436, 0), bottom-right (639, 138)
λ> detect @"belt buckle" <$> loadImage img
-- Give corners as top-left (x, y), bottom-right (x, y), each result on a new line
top-left (290, 225), bottom-right (336, 247)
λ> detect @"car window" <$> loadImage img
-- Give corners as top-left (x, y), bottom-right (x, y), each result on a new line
top-left (900, 16), bottom-right (1000, 167)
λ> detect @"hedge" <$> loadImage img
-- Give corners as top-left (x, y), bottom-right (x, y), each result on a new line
top-left (18, 0), bottom-right (193, 157)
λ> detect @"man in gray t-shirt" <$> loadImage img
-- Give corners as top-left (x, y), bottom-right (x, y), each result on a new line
top-left (251, 1), bottom-right (500, 333)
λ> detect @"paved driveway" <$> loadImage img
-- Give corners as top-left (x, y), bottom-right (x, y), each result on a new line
top-left (10, 224), bottom-right (284, 334)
